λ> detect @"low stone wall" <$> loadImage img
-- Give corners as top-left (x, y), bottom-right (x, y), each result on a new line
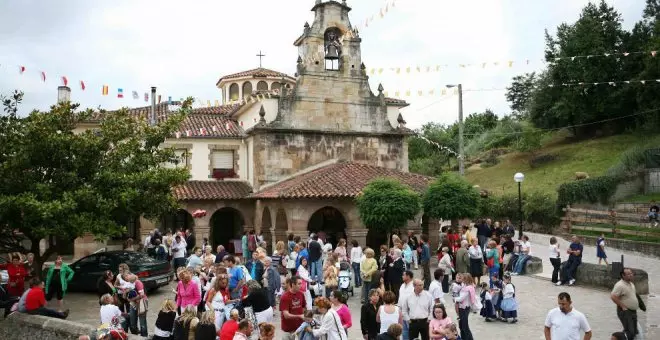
top-left (524, 256), bottom-right (543, 275)
top-left (0, 313), bottom-right (141, 340)
top-left (562, 261), bottom-right (649, 294)
top-left (574, 234), bottom-right (660, 259)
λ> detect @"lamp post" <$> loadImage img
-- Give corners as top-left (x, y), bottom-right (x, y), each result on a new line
top-left (446, 84), bottom-right (464, 176)
top-left (514, 172), bottom-right (525, 240)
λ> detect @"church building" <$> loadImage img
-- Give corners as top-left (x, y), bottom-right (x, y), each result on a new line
top-left (73, 0), bottom-right (439, 257)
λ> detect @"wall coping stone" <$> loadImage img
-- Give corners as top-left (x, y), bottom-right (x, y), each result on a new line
top-left (560, 261), bottom-right (649, 295)
top-left (0, 312), bottom-right (142, 340)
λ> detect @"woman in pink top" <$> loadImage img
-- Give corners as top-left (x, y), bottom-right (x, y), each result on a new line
top-left (176, 269), bottom-right (201, 310)
top-left (334, 239), bottom-right (348, 263)
top-left (330, 290), bottom-right (352, 330)
top-left (454, 273), bottom-right (476, 340)
top-left (429, 303), bottom-right (453, 340)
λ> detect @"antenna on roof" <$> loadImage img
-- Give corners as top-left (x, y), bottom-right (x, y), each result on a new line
top-left (256, 50), bottom-right (266, 68)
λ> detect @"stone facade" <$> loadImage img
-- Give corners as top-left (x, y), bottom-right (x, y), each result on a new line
top-left (560, 261), bottom-right (649, 294)
top-left (251, 131), bottom-right (409, 189)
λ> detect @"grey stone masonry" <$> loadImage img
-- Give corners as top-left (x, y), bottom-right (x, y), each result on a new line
top-left (0, 312), bottom-right (141, 340)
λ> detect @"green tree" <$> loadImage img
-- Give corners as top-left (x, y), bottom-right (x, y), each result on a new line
top-left (356, 178), bottom-right (421, 241)
top-left (0, 91), bottom-right (191, 268)
top-left (505, 73), bottom-right (537, 119)
top-left (423, 173), bottom-right (480, 222)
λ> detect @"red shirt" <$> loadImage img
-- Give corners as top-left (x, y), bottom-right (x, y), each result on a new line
top-left (218, 319), bottom-right (238, 340)
top-left (25, 287), bottom-right (46, 311)
top-left (279, 290), bottom-right (305, 332)
top-left (0, 263), bottom-right (27, 296)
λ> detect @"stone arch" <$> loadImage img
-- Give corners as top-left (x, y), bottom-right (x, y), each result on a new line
top-left (256, 81), bottom-right (268, 91)
top-left (271, 82), bottom-right (281, 92)
top-left (229, 83), bottom-right (239, 101)
top-left (275, 208), bottom-right (288, 231)
top-left (160, 209), bottom-right (195, 235)
top-left (242, 81), bottom-right (253, 99)
top-left (324, 27), bottom-right (342, 71)
top-left (210, 207), bottom-right (245, 254)
top-left (307, 206), bottom-right (347, 247)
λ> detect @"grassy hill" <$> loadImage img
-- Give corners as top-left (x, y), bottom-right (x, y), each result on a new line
top-left (465, 133), bottom-right (652, 198)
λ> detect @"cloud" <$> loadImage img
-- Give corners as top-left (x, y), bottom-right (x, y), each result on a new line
top-left (0, 0), bottom-right (646, 129)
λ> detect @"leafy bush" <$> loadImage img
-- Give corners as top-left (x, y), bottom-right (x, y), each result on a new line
top-left (423, 173), bottom-right (480, 220)
top-left (523, 191), bottom-right (561, 229)
top-left (356, 178), bottom-right (421, 233)
top-left (529, 154), bottom-right (558, 168)
top-left (557, 176), bottom-right (619, 207)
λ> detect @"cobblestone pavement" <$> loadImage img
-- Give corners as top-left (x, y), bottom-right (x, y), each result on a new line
top-left (23, 233), bottom-right (657, 339)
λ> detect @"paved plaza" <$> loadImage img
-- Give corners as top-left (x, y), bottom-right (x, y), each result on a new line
top-left (18, 232), bottom-right (658, 339)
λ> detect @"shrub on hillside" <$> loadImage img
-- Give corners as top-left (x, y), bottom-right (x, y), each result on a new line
top-left (529, 153), bottom-right (558, 168)
top-left (557, 176), bottom-right (618, 207)
top-left (523, 191), bottom-right (560, 231)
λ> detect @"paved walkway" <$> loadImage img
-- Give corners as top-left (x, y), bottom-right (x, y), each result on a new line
top-left (13, 233), bottom-right (657, 339)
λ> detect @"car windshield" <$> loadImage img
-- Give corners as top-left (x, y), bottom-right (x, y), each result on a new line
top-left (115, 252), bottom-right (158, 264)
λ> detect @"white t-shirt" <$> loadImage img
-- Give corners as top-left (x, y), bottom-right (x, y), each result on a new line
top-left (544, 307), bottom-right (591, 340)
top-left (100, 304), bottom-right (122, 325)
top-left (548, 244), bottom-right (560, 259)
top-left (428, 280), bottom-right (445, 303)
top-left (397, 281), bottom-right (414, 307)
top-left (350, 246), bottom-right (363, 264)
top-left (171, 239), bottom-right (187, 259)
top-left (521, 241), bottom-right (532, 255)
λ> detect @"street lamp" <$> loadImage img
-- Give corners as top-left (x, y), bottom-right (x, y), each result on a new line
top-left (446, 84), bottom-right (464, 176)
top-left (514, 172), bottom-right (525, 240)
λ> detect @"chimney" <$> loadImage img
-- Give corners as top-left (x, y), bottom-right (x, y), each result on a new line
top-left (150, 86), bottom-right (157, 126)
top-left (57, 86), bottom-right (71, 104)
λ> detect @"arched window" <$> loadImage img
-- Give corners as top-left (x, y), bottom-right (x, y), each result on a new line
top-left (242, 82), bottom-right (253, 98)
top-left (271, 82), bottom-right (281, 91)
top-left (257, 81), bottom-right (268, 91)
top-left (229, 83), bottom-right (239, 101)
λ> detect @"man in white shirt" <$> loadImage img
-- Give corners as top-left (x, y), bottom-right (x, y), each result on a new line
top-left (171, 235), bottom-right (187, 274)
top-left (402, 278), bottom-right (434, 340)
top-left (398, 270), bottom-right (414, 340)
top-left (143, 231), bottom-right (153, 252)
top-left (428, 268), bottom-right (445, 304)
top-left (544, 292), bottom-right (592, 340)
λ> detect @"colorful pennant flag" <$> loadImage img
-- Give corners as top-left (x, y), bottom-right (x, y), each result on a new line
top-left (102, 85), bottom-right (109, 96)
top-left (132, 91), bottom-right (138, 99)
top-left (168, 96), bottom-right (172, 104)
top-left (61, 76), bottom-right (68, 86)
top-left (158, 95), bottom-right (161, 103)
top-left (40, 71), bottom-right (46, 82)
top-left (19, 66), bottom-right (25, 74)
top-left (144, 92), bottom-right (149, 102)
top-left (117, 88), bottom-right (124, 98)
top-left (80, 80), bottom-right (86, 91)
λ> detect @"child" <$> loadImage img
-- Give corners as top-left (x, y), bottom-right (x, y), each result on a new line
top-left (123, 274), bottom-right (138, 304)
top-left (489, 273), bottom-right (503, 317)
top-left (479, 282), bottom-right (497, 322)
top-left (450, 273), bottom-right (464, 315)
top-left (499, 273), bottom-right (518, 323)
top-left (597, 233), bottom-right (608, 265)
top-left (295, 310), bottom-right (319, 340)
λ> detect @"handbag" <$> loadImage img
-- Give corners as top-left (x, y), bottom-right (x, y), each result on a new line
top-left (486, 257), bottom-right (495, 268)
top-left (637, 294), bottom-right (646, 312)
top-left (469, 288), bottom-right (482, 313)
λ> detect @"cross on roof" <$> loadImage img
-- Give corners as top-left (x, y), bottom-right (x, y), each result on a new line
top-left (256, 50), bottom-right (266, 68)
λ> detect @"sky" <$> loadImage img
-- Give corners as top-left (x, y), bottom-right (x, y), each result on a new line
top-left (0, 0), bottom-right (647, 129)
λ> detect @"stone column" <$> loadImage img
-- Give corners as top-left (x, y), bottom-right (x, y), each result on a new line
top-left (346, 228), bottom-right (368, 253)
top-left (194, 215), bottom-right (211, 245)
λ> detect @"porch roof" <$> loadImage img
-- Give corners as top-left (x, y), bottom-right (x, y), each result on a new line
top-left (174, 180), bottom-right (253, 200)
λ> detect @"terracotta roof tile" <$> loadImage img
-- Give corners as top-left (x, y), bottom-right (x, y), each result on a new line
top-left (177, 114), bottom-right (244, 138)
top-left (252, 161), bottom-right (433, 199)
top-left (384, 97), bottom-right (409, 107)
top-left (218, 67), bottom-right (295, 83)
top-left (190, 103), bottom-right (243, 115)
top-left (174, 180), bottom-right (252, 200)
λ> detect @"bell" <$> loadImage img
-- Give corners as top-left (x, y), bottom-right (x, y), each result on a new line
top-left (325, 45), bottom-right (339, 60)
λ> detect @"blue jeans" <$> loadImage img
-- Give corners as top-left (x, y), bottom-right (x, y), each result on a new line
top-left (513, 254), bottom-right (529, 274)
top-left (402, 320), bottom-right (409, 340)
top-left (351, 262), bottom-right (361, 286)
top-left (310, 259), bottom-right (323, 282)
top-left (362, 281), bottom-right (371, 304)
top-left (128, 304), bottom-right (148, 337)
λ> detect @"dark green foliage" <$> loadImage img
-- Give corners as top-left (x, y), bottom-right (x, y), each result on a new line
top-left (0, 91), bottom-right (191, 266)
top-left (423, 173), bottom-right (480, 220)
top-left (557, 176), bottom-right (619, 207)
top-left (478, 192), bottom-right (560, 229)
top-left (356, 178), bottom-right (421, 234)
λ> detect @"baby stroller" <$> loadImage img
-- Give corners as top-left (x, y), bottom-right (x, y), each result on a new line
top-left (338, 261), bottom-right (354, 297)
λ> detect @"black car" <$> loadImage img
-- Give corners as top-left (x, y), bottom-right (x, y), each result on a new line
top-left (66, 250), bottom-right (173, 292)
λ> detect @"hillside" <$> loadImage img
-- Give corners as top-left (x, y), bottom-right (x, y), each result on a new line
top-left (465, 133), bottom-right (652, 197)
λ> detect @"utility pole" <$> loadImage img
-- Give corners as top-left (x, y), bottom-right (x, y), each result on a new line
top-left (446, 84), bottom-right (465, 176)
top-left (457, 83), bottom-right (464, 176)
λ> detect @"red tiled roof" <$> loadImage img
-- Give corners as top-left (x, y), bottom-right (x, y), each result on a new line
top-left (217, 67), bottom-right (295, 84)
top-left (252, 161), bottom-right (433, 199)
top-left (178, 114), bottom-right (244, 138)
top-left (384, 97), bottom-right (409, 107)
top-left (190, 103), bottom-right (243, 115)
top-left (174, 181), bottom-right (252, 200)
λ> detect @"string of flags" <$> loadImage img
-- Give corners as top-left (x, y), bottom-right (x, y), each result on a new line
top-left (349, 0), bottom-right (398, 33)
top-left (414, 133), bottom-right (460, 158)
top-left (382, 78), bottom-right (660, 98)
top-left (301, 50), bottom-right (658, 75)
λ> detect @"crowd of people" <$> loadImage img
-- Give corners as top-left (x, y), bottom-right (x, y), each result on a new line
top-left (0, 218), bottom-right (650, 340)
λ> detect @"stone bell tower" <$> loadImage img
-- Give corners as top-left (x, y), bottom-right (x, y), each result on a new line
top-left (269, 0), bottom-right (395, 133)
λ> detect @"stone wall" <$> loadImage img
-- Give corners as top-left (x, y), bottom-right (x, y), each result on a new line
top-left (572, 234), bottom-right (660, 259)
top-left (252, 131), bottom-right (408, 189)
top-left (562, 262), bottom-right (649, 294)
top-left (0, 313), bottom-right (141, 340)
top-left (645, 168), bottom-right (660, 193)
